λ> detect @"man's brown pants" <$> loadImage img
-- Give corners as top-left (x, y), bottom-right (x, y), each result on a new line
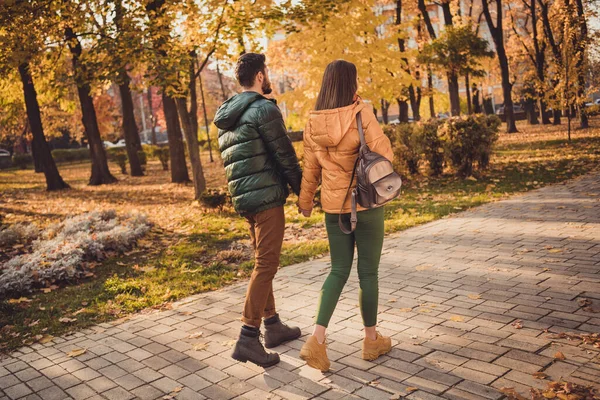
top-left (242, 206), bottom-right (285, 327)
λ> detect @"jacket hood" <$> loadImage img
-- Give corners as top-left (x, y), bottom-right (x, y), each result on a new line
top-left (306, 100), bottom-right (367, 147)
top-left (213, 91), bottom-right (265, 130)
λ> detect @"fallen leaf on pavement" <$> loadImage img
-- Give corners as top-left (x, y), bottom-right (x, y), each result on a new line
top-left (512, 320), bottom-right (523, 329)
top-left (467, 294), bottom-right (481, 300)
top-left (188, 332), bottom-right (203, 339)
top-left (193, 342), bottom-right (209, 351)
top-left (406, 387), bottom-right (418, 393)
top-left (553, 351), bottom-right (566, 360)
top-left (533, 371), bottom-right (548, 379)
top-left (450, 316), bottom-right (464, 322)
top-left (67, 348), bottom-right (86, 357)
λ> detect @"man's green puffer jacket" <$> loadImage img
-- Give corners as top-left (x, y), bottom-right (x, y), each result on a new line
top-left (214, 91), bottom-right (302, 216)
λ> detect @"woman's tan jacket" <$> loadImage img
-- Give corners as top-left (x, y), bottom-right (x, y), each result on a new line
top-left (298, 100), bottom-right (394, 214)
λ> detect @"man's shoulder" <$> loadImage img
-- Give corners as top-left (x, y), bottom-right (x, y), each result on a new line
top-left (251, 98), bottom-right (282, 125)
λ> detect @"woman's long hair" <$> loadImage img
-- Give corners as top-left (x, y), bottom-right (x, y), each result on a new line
top-left (314, 60), bottom-right (358, 111)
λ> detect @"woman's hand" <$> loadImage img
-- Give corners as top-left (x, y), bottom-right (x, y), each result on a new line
top-left (298, 207), bottom-right (312, 218)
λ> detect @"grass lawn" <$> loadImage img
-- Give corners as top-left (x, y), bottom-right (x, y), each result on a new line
top-left (1, 119), bottom-right (600, 352)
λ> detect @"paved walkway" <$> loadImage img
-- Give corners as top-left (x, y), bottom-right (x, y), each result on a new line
top-left (1, 172), bottom-right (600, 400)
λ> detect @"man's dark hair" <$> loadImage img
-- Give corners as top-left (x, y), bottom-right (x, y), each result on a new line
top-left (235, 53), bottom-right (266, 88)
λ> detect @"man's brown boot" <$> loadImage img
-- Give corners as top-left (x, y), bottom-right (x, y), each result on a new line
top-left (231, 326), bottom-right (280, 368)
top-left (264, 314), bottom-right (301, 348)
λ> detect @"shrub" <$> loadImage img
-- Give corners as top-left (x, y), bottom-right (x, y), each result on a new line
top-left (438, 114), bottom-right (500, 177)
top-left (12, 153), bottom-right (32, 169)
top-left (153, 147), bottom-right (169, 171)
top-left (384, 124), bottom-right (421, 175)
top-left (0, 223), bottom-right (39, 247)
top-left (51, 148), bottom-right (90, 163)
top-left (199, 189), bottom-right (230, 211)
top-left (0, 210), bottom-right (151, 299)
top-left (419, 120), bottom-right (444, 176)
top-left (113, 151), bottom-right (128, 174)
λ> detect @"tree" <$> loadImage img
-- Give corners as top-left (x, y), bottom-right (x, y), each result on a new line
top-left (112, 0), bottom-right (144, 176)
top-left (395, 0), bottom-right (421, 122)
top-left (269, 0), bottom-right (411, 124)
top-left (418, 0), bottom-right (462, 116)
top-left (0, 1), bottom-right (69, 190)
top-left (419, 25), bottom-right (494, 118)
top-left (481, 0), bottom-right (519, 133)
top-left (65, 26), bottom-right (117, 185)
top-left (508, 0), bottom-right (552, 124)
top-left (145, 0), bottom-right (190, 184)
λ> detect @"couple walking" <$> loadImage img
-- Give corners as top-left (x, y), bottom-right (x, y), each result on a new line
top-left (213, 53), bottom-right (394, 371)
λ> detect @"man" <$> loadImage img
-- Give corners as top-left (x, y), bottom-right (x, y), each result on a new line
top-left (213, 53), bottom-right (303, 367)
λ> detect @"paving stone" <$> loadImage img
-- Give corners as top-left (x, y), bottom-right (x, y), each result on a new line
top-left (178, 373), bottom-right (211, 391)
top-left (113, 373), bottom-right (145, 390)
top-left (131, 385), bottom-right (164, 400)
top-left (102, 387), bottom-right (135, 400)
top-left (4, 383), bottom-right (32, 399)
top-left (65, 384), bottom-right (96, 400)
top-left (87, 376), bottom-right (117, 392)
top-left (36, 387), bottom-right (69, 400)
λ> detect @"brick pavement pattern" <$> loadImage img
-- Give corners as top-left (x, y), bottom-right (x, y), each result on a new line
top-left (1, 172), bottom-right (599, 399)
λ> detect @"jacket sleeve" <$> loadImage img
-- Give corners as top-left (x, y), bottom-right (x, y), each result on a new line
top-left (257, 101), bottom-right (303, 195)
top-left (298, 122), bottom-right (321, 211)
top-left (362, 108), bottom-right (394, 163)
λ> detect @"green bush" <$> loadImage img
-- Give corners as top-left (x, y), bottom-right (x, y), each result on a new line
top-left (51, 148), bottom-right (90, 163)
top-left (438, 114), bottom-right (500, 177)
top-left (419, 120), bottom-right (444, 176)
top-left (152, 147), bottom-right (169, 170)
top-left (384, 124), bottom-right (421, 175)
top-left (199, 189), bottom-right (230, 211)
top-left (12, 153), bottom-right (33, 169)
top-left (114, 152), bottom-right (128, 174)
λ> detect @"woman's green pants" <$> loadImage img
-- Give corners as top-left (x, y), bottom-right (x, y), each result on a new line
top-left (316, 206), bottom-right (385, 328)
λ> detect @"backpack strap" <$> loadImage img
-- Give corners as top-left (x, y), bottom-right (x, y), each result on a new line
top-left (338, 157), bottom-right (359, 234)
top-left (356, 112), bottom-right (367, 148)
top-left (338, 111), bottom-right (364, 234)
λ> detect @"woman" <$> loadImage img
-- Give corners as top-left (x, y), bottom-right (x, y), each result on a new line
top-left (298, 60), bottom-right (394, 372)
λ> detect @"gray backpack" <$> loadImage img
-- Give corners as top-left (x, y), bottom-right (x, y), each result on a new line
top-left (339, 112), bottom-right (402, 234)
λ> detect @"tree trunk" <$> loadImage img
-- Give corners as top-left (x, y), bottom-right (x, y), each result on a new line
top-left (117, 69), bottom-right (144, 176)
top-left (482, 0), bottom-right (518, 133)
top-left (176, 98), bottom-right (206, 198)
top-left (174, 55), bottom-right (206, 198)
top-left (428, 68), bottom-right (435, 118)
top-left (162, 93), bottom-right (190, 183)
top-left (18, 62), bottom-right (69, 190)
top-left (553, 109), bottom-right (561, 125)
top-left (574, 0), bottom-right (588, 129)
top-left (147, 88), bottom-right (157, 144)
top-left (65, 27), bottom-right (117, 185)
top-left (216, 60), bottom-right (228, 102)
top-left (199, 74), bottom-right (214, 162)
top-left (31, 137), bottom-right (42, 173)
top-left (525, 97), bottom-right (539, 125)
top-left (448, 72), bottom-right (461, 116)
top-left (408, 84), bottom-right (421, 121)
top-left (472, 83), bottom-right (481, 114)
top-left (465, 73), bottom-right (472, 114)
top-left (397, 98), bottom-right (409, 123)
top-left (380, 99), bottom-right (390, 124)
